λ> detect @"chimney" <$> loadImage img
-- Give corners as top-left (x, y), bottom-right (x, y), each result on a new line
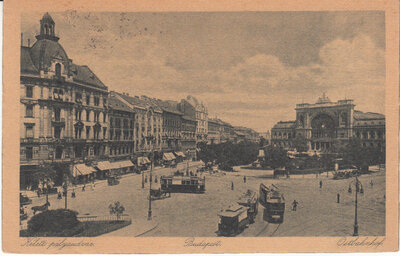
top-left (21, 33), bottom-right (23, 46)
top-left (28, 39), bottom-right (31, 47)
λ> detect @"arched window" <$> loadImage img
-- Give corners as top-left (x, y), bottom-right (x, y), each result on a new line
top-left (55, 63), bottom-right (61, 78)
top-left (45, 24), bottom-right (49, 35)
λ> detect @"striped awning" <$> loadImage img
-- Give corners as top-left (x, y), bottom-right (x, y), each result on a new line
top-left (168, 152), bottom-right (176, 160)
top-left (138, 157), bottom-right (151, 165)
top-left (175, 152), bottom-right (185, 157)
top-left (96, 161), bottom-right (113, 171)
top-left (73, 164), bottom-right (96, 177)
top-left (115, 160), bottom-right (134, 168)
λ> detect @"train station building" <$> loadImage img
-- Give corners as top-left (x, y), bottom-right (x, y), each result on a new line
top-left (271, 93), bottom-right (385, 152)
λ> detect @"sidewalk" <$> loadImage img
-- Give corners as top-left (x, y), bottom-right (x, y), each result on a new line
top-left (101, 218), bottom-right (158, 237)
top-left (22, 161), bottom-right (204, 200)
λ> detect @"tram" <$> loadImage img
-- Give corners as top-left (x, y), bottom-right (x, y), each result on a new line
top-left (259, 183), bottom-right (285, 223)
top-left (237, 189), bottom-right (258, 223)
top-left (160, 175), bottom-right (205, 193)
top-left (217, 204), bottom-right (249, 236)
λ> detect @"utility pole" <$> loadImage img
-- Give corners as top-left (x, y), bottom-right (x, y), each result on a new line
top-left (147, 134), bottom-right (154, 221)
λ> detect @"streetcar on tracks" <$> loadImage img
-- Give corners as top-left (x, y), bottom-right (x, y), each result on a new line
top-left (237, 189), bottom-right (258, 223)
top-left (259, 183), bottom-right (285, 223)
top-left (160, 175), bottom-right (205, 193)
top-left (217, 203), bottom-right (249, 236)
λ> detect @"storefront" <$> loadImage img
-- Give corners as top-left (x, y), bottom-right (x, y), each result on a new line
top-left (95, 161), bottom-right (114, 179)
top-left (163, 152), bottom-right (176, 166)
top-left (72, 164), bottom-right (97, 183)
top-left (174, 151), bottom-right (186, 162)
top-left (137, 156), bottom-right (151, 170)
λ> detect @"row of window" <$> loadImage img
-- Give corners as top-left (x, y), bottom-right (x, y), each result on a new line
top-left (25, 85), bottom-right (107, 106)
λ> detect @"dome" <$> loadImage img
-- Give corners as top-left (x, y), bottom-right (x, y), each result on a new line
top-left (29, 39), bottom-right (69, 72)
top-left (41, 12), bottom-right (55, 24)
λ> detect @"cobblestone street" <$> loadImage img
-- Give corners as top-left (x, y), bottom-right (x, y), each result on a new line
top-left (24, 163), bottom-right (385, 237)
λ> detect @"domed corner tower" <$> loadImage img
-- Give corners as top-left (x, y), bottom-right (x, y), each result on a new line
top-left (36, 12), bottom-right (59, 42)
top-left (29, 13), bottom-right (71, 78)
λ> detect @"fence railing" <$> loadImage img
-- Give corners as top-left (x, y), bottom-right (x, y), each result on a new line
top-left (77, 214), bottom-right (131, 222)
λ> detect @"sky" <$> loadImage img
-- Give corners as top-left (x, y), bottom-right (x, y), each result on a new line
top-left (21, 11), bottom-right (385, 132)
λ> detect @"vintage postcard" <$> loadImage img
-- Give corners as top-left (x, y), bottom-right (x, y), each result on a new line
top-left (3, 0), bottom-right (399, 253)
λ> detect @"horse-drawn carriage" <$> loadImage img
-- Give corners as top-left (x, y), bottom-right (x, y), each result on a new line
top-left (148, 188), bottom-right (171, 200)
top-left (107, 175), bottom-right (120, 186)
top-left (20, 193), bottom-right (32, 206)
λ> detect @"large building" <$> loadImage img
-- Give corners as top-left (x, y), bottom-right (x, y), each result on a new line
top-left (107, 93), bottom-right (135, 161)
top-left (178, 95), bottom-right (208, 144)
top-left (271, 94), bottom-right (385, 152)
top-left (113, 92), bottom-right (163, 156)
top-left (20, 13), bottom-right (109, 188)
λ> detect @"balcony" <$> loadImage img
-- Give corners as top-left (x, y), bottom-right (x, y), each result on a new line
top-left (52, 118), bottom-right (65, 127)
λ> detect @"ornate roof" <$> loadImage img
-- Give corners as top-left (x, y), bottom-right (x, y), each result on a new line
top-left (109, 94), bottom-right (133, 113)
top-left (272, 121), bottom-right (296, 129)
top-left (29, 39), bottom-right (69, 72)
top-left (21, 46), bottom-right (38, 74)
top-left (353, 110), bottom-right (385, 120)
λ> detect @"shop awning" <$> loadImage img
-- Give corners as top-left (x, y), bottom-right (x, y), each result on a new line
top-left (258, 149), bottom-right (265, 157)
top-left (175, 152), bottom-right (185, 157)
top-left (96, 161), bottom-right (113, 171)
top-left (73, 164), bottom-right (96, 177)
top-left (138, 157), bottom-right (151, 165)
top-left (163, 153), bottom-right (171, 161)
top-left (168, 152), bottom-right (176, 160)
top-left (115, 160), bottom-right (134, 168)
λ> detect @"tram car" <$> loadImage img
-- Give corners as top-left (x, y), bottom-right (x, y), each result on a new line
top-left (259, 183), bottom-right (285, 223)
top-left (217, 203), bottom-right (249, 236)
top-left (160, 175), bottom-right (205, 193)
top-left (237, 189), bottom-right (258, 223)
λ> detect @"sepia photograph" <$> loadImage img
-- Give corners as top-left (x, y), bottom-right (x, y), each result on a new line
top-left (18, 10), bottom-right (386, 238)
top-left (3, 0), bottom-right (398, 253)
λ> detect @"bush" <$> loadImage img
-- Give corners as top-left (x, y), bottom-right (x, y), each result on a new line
top-left (27, 209), bottom-right (80, 236)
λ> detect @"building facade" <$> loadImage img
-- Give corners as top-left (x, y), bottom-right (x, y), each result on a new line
top-left (20, 13), bottom-right (109, 188)
top-left (108, 92), bottom-right (135, 161)
top-left (113, 92), bottom-right (163, 156)
top-left (271, 94), bottom-right (385, 152)
top-left (178, 95), bottom-right (208, 144)
top-left (181, 115), bottom-right (197, 159)
top-left (207, 118), bottom-right (221, 144)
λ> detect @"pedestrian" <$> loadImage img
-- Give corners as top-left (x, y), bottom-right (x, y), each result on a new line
top-left (231, 181), bottom-right (234, 190)
top-left (71, 189), bottom-right (76, 198)
top-left (370, 180), bottom-right (374, 188)
top-left (57, 191), bottom-right (62, 199)
top-left (292, 200), bottom-right (298, 211)
top-left (155, 175), bottom-right (158, 183)
top-left (92, 179), bottom-right (95, 188)
top-left (145, 175), bottom-right (148, 183)
top-left (82, 184), bottom-right (85, 192)
top-left (319, 180), bottom-right (323, 188)
top-left (337, 193), bottom-right (340, 203)
top-left (243, 176), bottom-right (247, 183)
top-left (37, 189), bottom-right (41, 198)
top-left (348, 186), bottom-right (352, 193)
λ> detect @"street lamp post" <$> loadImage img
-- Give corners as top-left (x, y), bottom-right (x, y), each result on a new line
top-left (146, 134), bottom-right (155, 221)
top-left (349, 175), bottom-right (363, 236)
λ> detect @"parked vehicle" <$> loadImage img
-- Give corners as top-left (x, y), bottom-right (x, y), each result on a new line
top-left (148, 188), bottom-right (171, 200)
top-left (259, 183), bottom-right (285, 223)
top-left (20, 192), bottom-right (32, 206)
top-left (107, 175), bottom-right (120, 186)
top-left (217, 203), bottom-right (249, 236)
top-left (237, 189), bottom-right (258, 223)
top-left (160, 175), bottom-right (205, 193)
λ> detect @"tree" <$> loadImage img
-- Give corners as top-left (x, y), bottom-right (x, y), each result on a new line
top-left (109, 201), bottom-right (125, 220)
top-left (263, 145), bottom-right (288, 169)
top-left (292, 135), bottom-right (308, 152)
top-left (259, 137), bottom-right (266, 147)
